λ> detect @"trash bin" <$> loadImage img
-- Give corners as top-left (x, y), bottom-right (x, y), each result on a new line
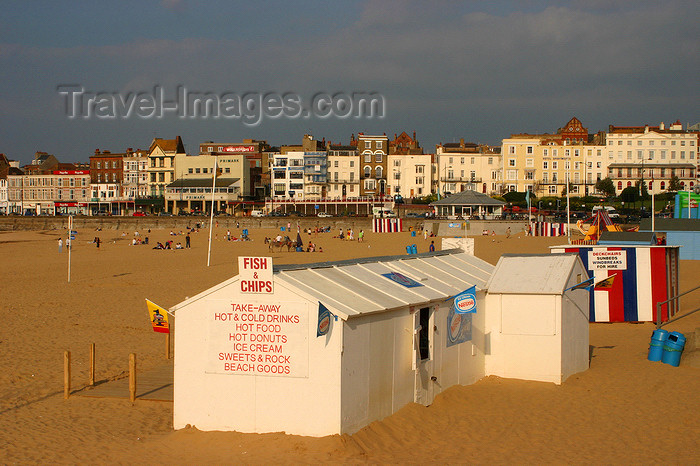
top-left (406, 245), bottom-right (412, 254)
top-left (411, 244), bottom-right (417, 254)
top-left (661, 332), bottom-right (686, 367)
top-left (647, 329), bottom-right (668, 362)
top-left (411, 231), bottom-right (416, 237)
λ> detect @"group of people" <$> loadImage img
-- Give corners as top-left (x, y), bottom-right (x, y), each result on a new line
top-left (336, 228), bottom-right (364, 242)
top-left (306, 241), bottom-right (323, 253)
top-left (152, 240), bottom-right (185, 250)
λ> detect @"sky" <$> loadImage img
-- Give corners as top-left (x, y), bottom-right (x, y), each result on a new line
top-left (1, 0), bottom-right (698, 165)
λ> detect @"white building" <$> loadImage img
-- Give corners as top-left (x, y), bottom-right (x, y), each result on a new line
top-left (388, 153), bottom-right (432, 198)
top-left (172, 248), bottom-right (589, 437)
top-left (327, 144), bottom-right (359, 199)
top-left (270, 151), bottom-right (305, 200)
top-left (606, 121), bottom-right (697, 195)
top-left (436, 140), bottom-right (501, 195)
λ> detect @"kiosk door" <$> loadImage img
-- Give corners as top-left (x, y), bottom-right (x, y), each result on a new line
top-left (413, 306), bottom-right (434, 405)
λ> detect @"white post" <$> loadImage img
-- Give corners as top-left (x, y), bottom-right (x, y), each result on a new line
top-left (566, 172), bottom-right (571, 244)
top-left (207, 157), bottom-right (217, 267)
top-left (688, 188), bottom-right (692, 219)
top-left (651, 177), bottom-right (655, 233)
top-left (67, 215), bottom-right (72, 283)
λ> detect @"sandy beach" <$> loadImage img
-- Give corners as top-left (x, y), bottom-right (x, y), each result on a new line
top-left (1, 222), bottom-right (698, 464)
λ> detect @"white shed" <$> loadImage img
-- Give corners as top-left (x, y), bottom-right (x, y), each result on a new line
top-left (172, 250), bottom-right (495, 436)
top-left (484, 254), bottom-right (590, 385)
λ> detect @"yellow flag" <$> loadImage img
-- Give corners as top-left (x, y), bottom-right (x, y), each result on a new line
top-left (594, 274), bottom-right (616, 290)
top-left (146, 299), bottom-right (170, 333)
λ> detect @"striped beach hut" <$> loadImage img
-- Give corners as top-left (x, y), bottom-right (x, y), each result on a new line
top-left (550, 245), bottom-right (680, 323)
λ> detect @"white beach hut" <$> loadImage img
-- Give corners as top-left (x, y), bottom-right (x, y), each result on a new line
top-left (484, 254), bottom-right (590, 385)
top-left (172, 250), bottom-right (495, 437)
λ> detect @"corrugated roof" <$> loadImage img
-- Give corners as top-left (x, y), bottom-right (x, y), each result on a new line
top-left (486, 253), bottom-right (583, 295)
top-left (171, 250), bottom-right (494, 320)
top-left (276, 251), bottom-right (493, 319)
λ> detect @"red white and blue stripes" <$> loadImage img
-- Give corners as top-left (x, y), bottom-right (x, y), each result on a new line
top-left (552, 246), bottom-right (672, 323)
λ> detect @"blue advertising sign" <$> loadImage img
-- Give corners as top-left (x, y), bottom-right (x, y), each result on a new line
top-left (453, 286), bottom-right (477, 314)
top-left (447, 307), bottom-right (472, 347)
top-left (381, 271), bottom-right (423, 288)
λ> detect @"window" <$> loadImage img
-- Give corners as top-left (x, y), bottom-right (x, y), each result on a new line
top-left (649, 150), bottom-right (654, 159)
top-left (375, 153), bottom-right (382, 163)
top-left (526, 158), bottom-right (534, 167)
top-left (574, 149), bottom-right (580, 157)
top-left (364, 154), bottom-right (371, 163)
top-left (188, 168), bottom-right (193, 174)
top-left (542, 172), bottom-right (549, 183)
top-left (543, 149), bottom-right (548, 156)
top-left (681, 151), bottom-right (686, 159)
top-left (526, 146), bottom-right (533, 154)
top-left (376, 141), bottom-right (383, 149)
top-left (548, 186), bottom-right (558, 194)
top-left (552, 161), bottom-right (558, 169)
top-left (508, 159), bottom-right (516, 167)
top-left (416, 165), bottom-right (424, 174)
top-left (565, 149), bottom-right (570, 157)
top-left (364, 166), bottom-right (371, 178)
top-left (488, 157), bottom-right (493, 165)
top-left (509, 146), bottom-right (515, 154)
top-left (637, 150), bottom-right (643, 159)
top-left (552, 149), bottom-right (558, 156)
top-left (375, 166), bottom-right (382, 178)
top-left (507, 170), bottom-right (517, 180)
top-left (334, 160), bottom-right (339, 168)
top-left (543, 161), bottom-right (549, 169)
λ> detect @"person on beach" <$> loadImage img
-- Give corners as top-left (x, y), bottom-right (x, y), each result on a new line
top-left (429, 241), bottom-right (435, 252)
top-left (506, 227), bottom-right (511, 239)
top-left (358, 230), bottom-right (364, 242)
top-left (58, 238), bottom-right (63, 252)
top-left (185, 233), bottom-right (190, 248)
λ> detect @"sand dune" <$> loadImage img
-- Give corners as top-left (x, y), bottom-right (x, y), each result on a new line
top-left (0, 224), bottom-right (698, 464)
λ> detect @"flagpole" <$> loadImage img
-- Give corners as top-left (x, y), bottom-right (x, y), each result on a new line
top-left (566, 171), bottom-right (571, 244)
top-left (68, 215), bottom-right (72, 283)
top-left (207, 157), bottom-right (217, 267)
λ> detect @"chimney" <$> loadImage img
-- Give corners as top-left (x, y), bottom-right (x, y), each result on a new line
top-left (413, 131), bottom-right (416, 141)
top-left (659, 122), bottom-right (665, 130)
top-left (460, 138), bottom-right (464, 148)
top-left (95, 149), bottom-right (100, 154)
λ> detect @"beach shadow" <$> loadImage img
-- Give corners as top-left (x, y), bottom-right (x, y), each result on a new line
top-left (589, 345), bottom-right (616, 363)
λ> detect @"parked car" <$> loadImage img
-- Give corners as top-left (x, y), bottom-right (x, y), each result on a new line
top-left (158, 212), bottom-right (173, 216)
top-left (317, 212), bottom-right (332, 218)
top-left (132, 212), bottom-right (146, 216)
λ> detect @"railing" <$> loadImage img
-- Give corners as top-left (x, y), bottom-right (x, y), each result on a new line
top-left (656, 283), bottom-right (700, 328)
